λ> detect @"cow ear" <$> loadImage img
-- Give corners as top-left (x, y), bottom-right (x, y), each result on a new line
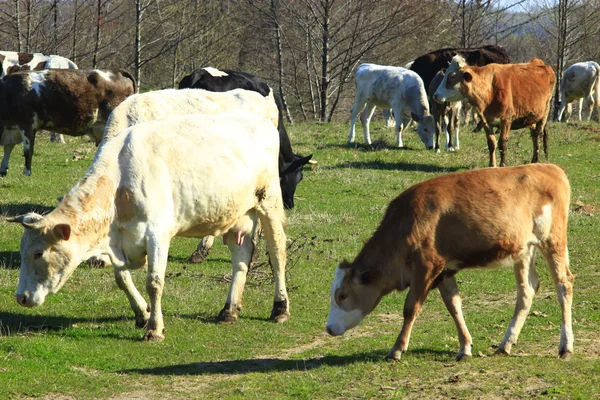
top-left (53, 224), bottom-right (71, 241)
top-left (339, 259), bottom-right (352, 269)
top-left (411, 112), bottom-right (420, 122)
top-left (358, 270), bottom-right (379, 285)
top-left (284, 154), bottom-right (313, 173)
top-left (463, 71), bottom-right (473, 83)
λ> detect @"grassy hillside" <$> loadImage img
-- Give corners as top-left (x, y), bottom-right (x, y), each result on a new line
top-left (1, 121), bottom-right (599, 399)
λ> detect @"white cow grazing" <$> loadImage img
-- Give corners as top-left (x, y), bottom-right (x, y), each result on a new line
top-left (557, 61), bottom-right (600, 122)
top-left (348, 63), bottom-right (435, 149)
top-left (103, 88), bottom-right (278, 141)
top-left (9, 112), bottom-right (289, 341)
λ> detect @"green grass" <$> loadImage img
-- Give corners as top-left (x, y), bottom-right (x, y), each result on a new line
top-left (1, 122), bottom-right (600, 399)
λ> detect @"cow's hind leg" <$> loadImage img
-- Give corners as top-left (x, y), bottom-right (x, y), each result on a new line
top-left (188, 235), bottom-right (215, 263)
top-left (438, 274), bottom-right (472, 361)
top-left (143, 236), bottom-right (170, 342)
top-left (114, 265), bottom-right (150, 328)
top-left (361, 102), bottom-right (377, 146)
top-left (20, 128), bottom-right (35, 176)
top-left (530, 121), bottom-right (545, 163)
top-left (256, 182), bottom-right (289, 323)
top-left (542, 246), bottom-right (574, 359)
top-left (218, 213), bottom-right (258, 324)
top-left (0, 143), bottom-right (15, 177)
top-left (348, 94), bottom-right (367, 145)
top-left (497, 247), bottom-right (539, 356)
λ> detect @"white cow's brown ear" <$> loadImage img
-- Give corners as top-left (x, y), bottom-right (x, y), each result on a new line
top-left (52, 224), bottom-right (71, 241)
top-left (463, 71), bottom-right (473, 83)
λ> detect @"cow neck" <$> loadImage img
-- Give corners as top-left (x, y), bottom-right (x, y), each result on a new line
top-left (408, 85), bottom-right (430, 119)
top-left (353, 221), bottom-right (409, 294)
top-left (53, 171), bottom-right (116, 252)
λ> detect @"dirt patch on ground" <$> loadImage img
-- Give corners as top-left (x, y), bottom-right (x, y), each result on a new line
top-left (572, 200), bottom-right (599, 216)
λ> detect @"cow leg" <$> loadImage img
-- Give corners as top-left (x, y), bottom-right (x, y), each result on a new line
top-left (114, 266), bottom-right (150, 328)
top-left (0, 143), bottom-right (15, 177)
top-left (392, 105), bottom-right (407, 148)
top-left (348, 95), bottom-right (367, 145)
top-left (584, 95), bottom-right (593, 121)
top-left (497, 247), bottom-right (538, 356)
top-left (361, 102), bottom-right (377, 146)
top-left (530, 122), bottom-right (544, 164)
top-left (446, 107), bottom-right (456, 151)
top-left (50, 132), bottom-right (65, 144)
top-left (188, 235), bottom-right (215, 263)
top-left (483, 123), bottom-right (497, 167)
top-left (498, 120), bottom-right (511, 167)
top-left (542, 246), bottom-right (574, 359)
top-left (20, 128), bottom-right (35, 176)
top-left (218, 214), bottom-right (258, 324)
top-left (387, 259), bottom-right (439, 360)
top-left (565, 102), bottom-right (573, 123)
top-left (453, 104), bottom-right (461, 150)
top-left (434, 110), bottom-right (442, 153)
top-left (383, 109), bottom-right (394, 128)
top-left (255, 182), bottom-right (289, 323)
top-left (438, 274), bottom-right (472, 360)
top-left (143, 237), bottom-right (170, 342)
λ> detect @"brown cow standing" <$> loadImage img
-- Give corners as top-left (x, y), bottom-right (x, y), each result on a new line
top-left (433, 56), bottom-right (556, 167)
top-left (326, 163), bottom-right (573, 361)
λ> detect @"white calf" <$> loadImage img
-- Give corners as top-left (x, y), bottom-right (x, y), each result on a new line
top-left (557, 61), bottom-right (600, 122)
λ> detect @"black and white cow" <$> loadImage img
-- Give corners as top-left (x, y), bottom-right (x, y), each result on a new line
top-left (0, 51), bottom-right (79, 146)
top-left (0, 69), bottom-right (135, 176)
top-left (178, 67), bottom-right (313, 210)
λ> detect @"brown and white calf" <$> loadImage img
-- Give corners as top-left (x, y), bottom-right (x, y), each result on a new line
top-left (428, 69), bottom-right (462, 152)
top-left (0, 68), bottom-right (135, 176)
top-left (10, 112), bottom-right (288, 341)
top-left (326, 163), bottom-right (573, 361)
top-left (433, 56), bottom-right (556, 167)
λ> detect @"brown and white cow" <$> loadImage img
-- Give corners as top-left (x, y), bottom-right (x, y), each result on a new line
top-left (433, 56), bottom-right (556, 168)
top-left (326, 163), bottom-right (573, 361)
top-left (0, 68), bottom-right (135, 176)
top-left (428, 69), bottom-right (462, 152)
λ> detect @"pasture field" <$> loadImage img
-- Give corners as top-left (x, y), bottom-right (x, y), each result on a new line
top-left (1, 121), bottom-right (600, 399)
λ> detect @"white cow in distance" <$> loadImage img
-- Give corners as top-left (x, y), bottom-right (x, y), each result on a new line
top-left (557, 61), bottom-right (600, 122)
top-left (10, 112), bottom-right (289, 341)
top-left (348, 63), bottom-right (435, 149)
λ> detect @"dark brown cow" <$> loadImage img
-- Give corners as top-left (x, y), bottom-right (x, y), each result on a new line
top-left (326, 163), bottom-right (573, 361)
top-left (410, 45), bottom-right (510, 94)
top-left (433, 56), bottom-right (556, 167)
top-left (0, 69), bottom-right (135, 176)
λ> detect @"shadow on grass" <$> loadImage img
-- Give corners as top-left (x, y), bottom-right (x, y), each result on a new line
top-left (329, 160), bottom-right (467, 173)
top-left (0, 251), bottom-right (20, 269)
top-left (121, 351), bottom-right (389, 375)
top-left (320, 139), bottom-right (420, 151)
top-left (0, 311), bottom-right (133, 336)
top-left (0, 203), bottom-right (54, 217)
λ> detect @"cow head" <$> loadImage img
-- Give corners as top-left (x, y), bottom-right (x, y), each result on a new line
top-left (433, 55), bottom-right (469, 104)
top-left (411, 113), bottom-right (435, 150)
top-left (8, 213), bottom-right (79, 307)
top-left (326, 260), bottom-right (383, 336)
top-left (280, 153), bottom-right (312, 209)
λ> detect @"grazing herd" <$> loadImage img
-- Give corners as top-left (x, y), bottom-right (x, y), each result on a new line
top-left (2, 44), bottom-right (595, 361)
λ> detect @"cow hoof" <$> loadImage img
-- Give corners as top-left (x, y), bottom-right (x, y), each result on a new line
top-left (559, 351), bottom-right (573, 361)
top-left (447, 147), bottom-right (456, 152)
top-left (270, 300), bottom-right (289, 323)
top-left (494, 348), bottom-right (510, 356)
top-left (385, 350), bottom-right (403, 361)
top-left (23, 169), bottom-right (31, 176)
top-left (143, 330), bottom-right (165, 342)
top-left (188, 249), bottom-right (209, 264)
top-left (0, 171), bottom-right (6, 178)
top-left (456, 353), bottom-right (472, 362)
top-left (217, 303), bottom-right (240, 324)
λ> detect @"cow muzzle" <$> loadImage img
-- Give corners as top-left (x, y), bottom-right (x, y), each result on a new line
top-left (16, 292), bottom-right (34, 307)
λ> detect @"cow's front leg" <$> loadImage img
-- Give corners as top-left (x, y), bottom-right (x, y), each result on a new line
top-left (361, 102), bottom-right (377, 146)
top-left (482, 121), bottom-right (497, 167)
top-left (20, 128), bottom-right (35, 176)
top-left (218, 215), bottom-right (258, 324)
top-left (498, 119), bottom-right (512, 167)
top-left (114, 264), bottom-right (150, 328)
top-left (144, 237), bottom-right (169, 342)
top-left (1, 143), bottom-right (15, 177)
top-left (530, 122), bottom-right (544, 164)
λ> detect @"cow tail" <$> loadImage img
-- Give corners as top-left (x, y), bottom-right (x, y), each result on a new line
top-left (119, 69), bottom-right (137, 93)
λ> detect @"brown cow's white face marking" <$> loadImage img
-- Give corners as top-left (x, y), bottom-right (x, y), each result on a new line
top-left (433, 55), bottom-right (468, 103)
top-left (326, 265), bottom-right (381, 336)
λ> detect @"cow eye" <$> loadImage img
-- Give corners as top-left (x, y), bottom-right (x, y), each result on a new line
top-left (33, 251), bottom-right (43, 260)
top-left (337, 293), bottom-right (347, 303)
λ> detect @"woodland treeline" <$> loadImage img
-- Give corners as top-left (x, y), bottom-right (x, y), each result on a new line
top-left (1, 0), bottom-right (599, 122)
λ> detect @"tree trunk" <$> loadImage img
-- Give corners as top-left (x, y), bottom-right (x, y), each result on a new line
top-left (271, 0), bottom-right (293, 124)
top-left (135, 0), bottom-right (142, 92)
top-left (71, 0), bottom-right (78, 63)
top-left (92, 0), bottom-right (102, 69)
top-left (553, 0), bottom-right (569, 121)
top-left (319, 0), bottom-right (330, 122)
top-left (14, 0), bottom-right (22, 52)
top-left (25, 0), bottom-right (32, 53)
top-left (53, 0), bottom-right (58, 53)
